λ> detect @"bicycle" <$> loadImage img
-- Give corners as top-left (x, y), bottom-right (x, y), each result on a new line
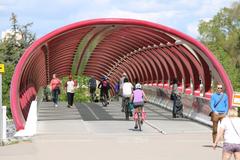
top-left (101, 93), bottom-right (108, 107)
top-left (134, 107), bottom-right (145, 131)
top-left (123, 97), bottom-right (131, 120)
top-left (137, 107), bottom-right (143, 131)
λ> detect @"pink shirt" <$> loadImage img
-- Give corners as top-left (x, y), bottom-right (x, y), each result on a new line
top-left (50, 78), bottom-right (61, 90)
top-left (133, 89), bottom-right (144, 103)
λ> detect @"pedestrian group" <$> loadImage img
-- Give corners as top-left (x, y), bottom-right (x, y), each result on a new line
top-left (49, 73), bottom-right (240, 159)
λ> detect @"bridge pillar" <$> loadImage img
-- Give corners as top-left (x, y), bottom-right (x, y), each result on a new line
top-left (14, 100), bottom-right (37, 137)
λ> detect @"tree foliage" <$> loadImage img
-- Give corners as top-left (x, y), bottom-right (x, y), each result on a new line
top-left (1, 13), bottom-right (36, 65)
top-left (1, 64), bottom-right (15, 118)
top-left (58, 75), bottom-right (91, 102)
top-left (0, 13), bottom-right (91, 118)
top-left (198, 2), bottom-right (240, 91)
top-left (0, 13), bottom-right (36, 118)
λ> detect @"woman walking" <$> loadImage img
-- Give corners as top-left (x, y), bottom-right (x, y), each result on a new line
top-left (171, 78), bottom-right (178, 118)
top-left (213, 109), bottom-right (240, 160)
top-left (65, 74), bottom-right (78, 108)
top-left (50, 74), bottom-right (61, 107)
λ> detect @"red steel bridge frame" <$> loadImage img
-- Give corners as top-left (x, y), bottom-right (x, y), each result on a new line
top-left (10, 18), bottom-right (233, 131)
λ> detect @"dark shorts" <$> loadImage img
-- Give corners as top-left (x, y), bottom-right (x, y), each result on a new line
top-left (133, 101), bottom-right (144, 109)
top-left (223, 143), bottom-right (240, 153)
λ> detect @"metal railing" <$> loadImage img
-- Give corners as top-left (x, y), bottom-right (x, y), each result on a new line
top-left (143, 85), bottom-right (212, 126)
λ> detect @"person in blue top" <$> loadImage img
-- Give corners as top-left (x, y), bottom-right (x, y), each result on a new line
top-left (210, 84), bottom-right (228, 143)
top-left (114, 81), bottom-right (120, 101)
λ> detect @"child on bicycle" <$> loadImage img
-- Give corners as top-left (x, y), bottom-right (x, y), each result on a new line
top-left (130, 83), bottom-right (147, 129)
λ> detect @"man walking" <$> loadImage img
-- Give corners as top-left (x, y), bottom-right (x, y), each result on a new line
top-left (210, 84), bottom-right (228, 143)
top-left (89, 76), bottom-right (97, 102)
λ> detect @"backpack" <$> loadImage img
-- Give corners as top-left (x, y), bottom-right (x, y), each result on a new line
top-left (102, 80), bottom-right (108, 88)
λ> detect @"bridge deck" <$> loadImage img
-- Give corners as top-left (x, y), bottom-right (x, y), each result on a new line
top-left (0, 100), bottom-right (222, 160)
top-left (37, 100), bottom-right (211, 135)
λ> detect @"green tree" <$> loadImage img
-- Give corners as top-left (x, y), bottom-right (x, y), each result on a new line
top-left (58, 75), bottom-right (91, 102)
top-left (1, 13), bottom-right (36, 65)
top-left (1, 64), bottom-right (15, 118)
top-left (0, 13), bottom-right (36, 118)
top-left (198, 2), bottom-right (240, 91)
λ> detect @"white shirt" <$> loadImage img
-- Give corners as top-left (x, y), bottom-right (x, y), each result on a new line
top-left (120, 76), bottom-right (127, 89)
top-left (66, 80), bottom-right (75, 93)
top-left (122, 82), bottom-right (133, 97)
top-left (219, 117), bottom-right (240, 144)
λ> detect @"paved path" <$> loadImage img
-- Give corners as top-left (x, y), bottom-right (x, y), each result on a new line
top-left (0, 100), bottom-right (224, 160)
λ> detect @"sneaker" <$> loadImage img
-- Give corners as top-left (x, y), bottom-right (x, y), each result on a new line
top-left (134, 125), bottom-right (138, 129)
top-left (55, 104), bottom-right (58, 107)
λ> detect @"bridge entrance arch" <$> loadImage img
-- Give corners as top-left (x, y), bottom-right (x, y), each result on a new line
top-left (10, 18), bottom-right (233, 131)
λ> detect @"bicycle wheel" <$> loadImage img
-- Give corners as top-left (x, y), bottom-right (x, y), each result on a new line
top-left (125, 98), bottom-right (130, 120)
top-left (104, 95), bottom-right (108, 106)
top-left (101, 94), bottom-right (108, 107)
top-left (137, 112), bottom-right (142, 131)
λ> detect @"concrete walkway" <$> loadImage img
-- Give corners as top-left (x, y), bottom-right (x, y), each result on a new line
top-left (0, 101), bottom-right (224, 160)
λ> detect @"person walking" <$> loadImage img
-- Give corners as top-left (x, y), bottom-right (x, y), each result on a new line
top-left (65, 74), bottom-right (78, 108)
top-left (210, 84), bottom-right (228, 143)
top-left (213, 109), bottom-right (240, 160)
top-left (88, 76), bottom-right (97, 102)
top-left (50, 73), bottom-right (61, 107)
top-left (171, 78), bottom-right (178, 118)
top-left (114, 81), bottom-right (120, 101)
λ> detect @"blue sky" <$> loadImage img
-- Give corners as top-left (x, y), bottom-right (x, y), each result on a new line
top-left (0, 0), bottom-right (237, 39)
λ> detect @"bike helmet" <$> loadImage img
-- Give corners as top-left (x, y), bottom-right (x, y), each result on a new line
top-left (101, 75), bottom-right (107, 80)
top-left (135, 83), bottom-right (142, 89)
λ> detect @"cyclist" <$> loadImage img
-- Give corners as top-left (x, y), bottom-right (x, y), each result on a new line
top-left (88, 76), bottom-right (97, 102)
top-left (98, 76), bottom-right (110, 103)
top-left (121, 78), bottom-right (133, 113)
top-left (131, 83), bottom-right (147, 129)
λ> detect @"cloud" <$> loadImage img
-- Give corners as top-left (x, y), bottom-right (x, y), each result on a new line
top-left (121, 0), bottom-right (164, 12)
top-left (0, 3), bottom-right (5, 8)
top-left (68, 4), bottom-right (183, 25)
top-left (186, 21), bottom-right (200, 38)
top-left (195, 0), bottom-right (235, 17)
top-left (105, 9), bottom-right (162, 21)
top-left (91, 0), bottom-right (111, 5)
top-left (0, 0), bottom-right (237, 39)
